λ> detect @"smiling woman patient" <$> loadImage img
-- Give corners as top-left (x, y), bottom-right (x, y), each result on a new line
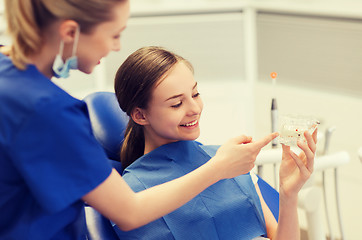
top-left (113, 46), bottom-right (318, 240)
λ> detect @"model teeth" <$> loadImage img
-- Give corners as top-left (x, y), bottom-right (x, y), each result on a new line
top-left (183, 120), bottom-right (197, 127)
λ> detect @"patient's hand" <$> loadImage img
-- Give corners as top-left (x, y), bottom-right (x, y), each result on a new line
top-left (279, 130), bottom-right (317, 198)
top-left (212, 133), bottom-right (278, 179)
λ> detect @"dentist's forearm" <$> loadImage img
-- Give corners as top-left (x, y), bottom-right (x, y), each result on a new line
top-left (128, 158), bottom-right (221, 229)
top-left (83, 160), bottom-right (222, 232)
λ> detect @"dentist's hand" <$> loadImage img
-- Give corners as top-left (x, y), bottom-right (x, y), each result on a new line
top-left (212, 133), bottom-right (279, 180)
top-left (279, 129), bottom-right (318, 198)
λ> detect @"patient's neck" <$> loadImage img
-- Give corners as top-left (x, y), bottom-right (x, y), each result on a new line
top-left (143, 130), bottom-right (178, 155)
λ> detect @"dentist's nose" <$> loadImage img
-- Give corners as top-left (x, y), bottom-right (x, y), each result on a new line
top-left (113, 40), bottom-right (121, 52)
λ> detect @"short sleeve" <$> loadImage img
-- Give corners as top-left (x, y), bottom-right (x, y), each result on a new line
top-left (11, 98), bottom-right (112, 213)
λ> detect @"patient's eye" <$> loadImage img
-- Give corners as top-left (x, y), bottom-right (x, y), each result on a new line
top-left (171, 102), bottom-right (182, 108)
top-left (192, 92), bottom-right (200, 98)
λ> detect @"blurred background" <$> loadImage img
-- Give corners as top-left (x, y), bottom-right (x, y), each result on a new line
top-left (1, 0), bottom-right (361, 239)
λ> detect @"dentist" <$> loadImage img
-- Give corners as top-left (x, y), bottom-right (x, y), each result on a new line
top-left (0, 0), bottom-right (278, 239)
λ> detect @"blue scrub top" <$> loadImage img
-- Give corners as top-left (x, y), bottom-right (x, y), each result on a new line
top-left (114, 141), bottom-right (267, 240)
top-left (0, 53), bottom-right (112, 239)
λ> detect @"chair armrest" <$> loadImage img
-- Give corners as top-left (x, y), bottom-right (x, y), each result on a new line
top-left (256, 148), bottom-right (282, 165)
top-left (314, 151), bottom-right (350, 171)
top-left (256, 149), bottom-right (350, 171)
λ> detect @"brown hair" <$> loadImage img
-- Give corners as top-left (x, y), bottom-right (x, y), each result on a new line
top-left (1, 0), bottom-right (126, 69)
top-left (114, 46), bottom-right (193, 168)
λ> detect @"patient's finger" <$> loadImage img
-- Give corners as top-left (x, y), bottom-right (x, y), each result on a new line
top-left (312, 128), bottom-right (318, 144)
top-left (304, 131), bottom-right (317, 153)
top-left (281, 144), bottom-right (290, 154)
top-left (281, 144), bottom-right (293, 160)
top-left (297, 141), bottom-right (312, 159)
top-left (290, 150), bottom-right (310, 174)
top-left (297, 141), bottom-right (314, 171)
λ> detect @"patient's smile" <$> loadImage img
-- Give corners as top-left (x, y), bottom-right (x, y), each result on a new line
top-left (181, 120), bottom-right (198, 127)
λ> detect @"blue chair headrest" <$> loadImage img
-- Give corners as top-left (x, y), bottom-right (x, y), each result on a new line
top-left (83, 92), bottom-right (129, 162)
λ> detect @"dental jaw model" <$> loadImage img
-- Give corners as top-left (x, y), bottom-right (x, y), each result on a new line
top-left (278, 115), bottom-right (319, 146)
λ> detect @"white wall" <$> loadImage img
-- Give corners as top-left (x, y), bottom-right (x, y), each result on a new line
top-left (255, 12), bottom-right (362, 239)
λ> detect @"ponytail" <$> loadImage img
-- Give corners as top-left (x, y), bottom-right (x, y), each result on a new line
top-left (120, 121), bottom-right (145, 169)
top-left (4, 0), bottom-right (44, 69)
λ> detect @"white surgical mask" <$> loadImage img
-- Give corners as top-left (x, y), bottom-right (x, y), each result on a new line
top-left (52, 26), bottom-right (80, 78)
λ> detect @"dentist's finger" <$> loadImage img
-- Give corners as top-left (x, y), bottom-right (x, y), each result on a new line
top-left (230, 135), bottom-right (253, 145)
top-left (253, 132), bottom-right (279, 149)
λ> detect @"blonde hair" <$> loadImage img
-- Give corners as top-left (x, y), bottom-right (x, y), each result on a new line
top-left (1, 0), bottom-right (125, 70)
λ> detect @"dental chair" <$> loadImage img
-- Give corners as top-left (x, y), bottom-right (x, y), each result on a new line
top-left (83, 91), bottom-right (279, 240)
top-left (83, 91), bottom-right (128, 173)
top-left (83, 92), bottom-right (128, 240)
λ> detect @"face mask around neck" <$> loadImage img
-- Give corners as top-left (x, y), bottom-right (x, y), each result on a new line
top-left (52, 26), bottom-right (80, 78)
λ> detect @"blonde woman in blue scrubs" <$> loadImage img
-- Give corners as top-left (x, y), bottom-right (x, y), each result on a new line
top-left (0, 0), bottom-right (279, 239)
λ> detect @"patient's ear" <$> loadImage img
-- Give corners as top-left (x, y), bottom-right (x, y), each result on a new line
top-left (131, 107), bottom-right (148, 126)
